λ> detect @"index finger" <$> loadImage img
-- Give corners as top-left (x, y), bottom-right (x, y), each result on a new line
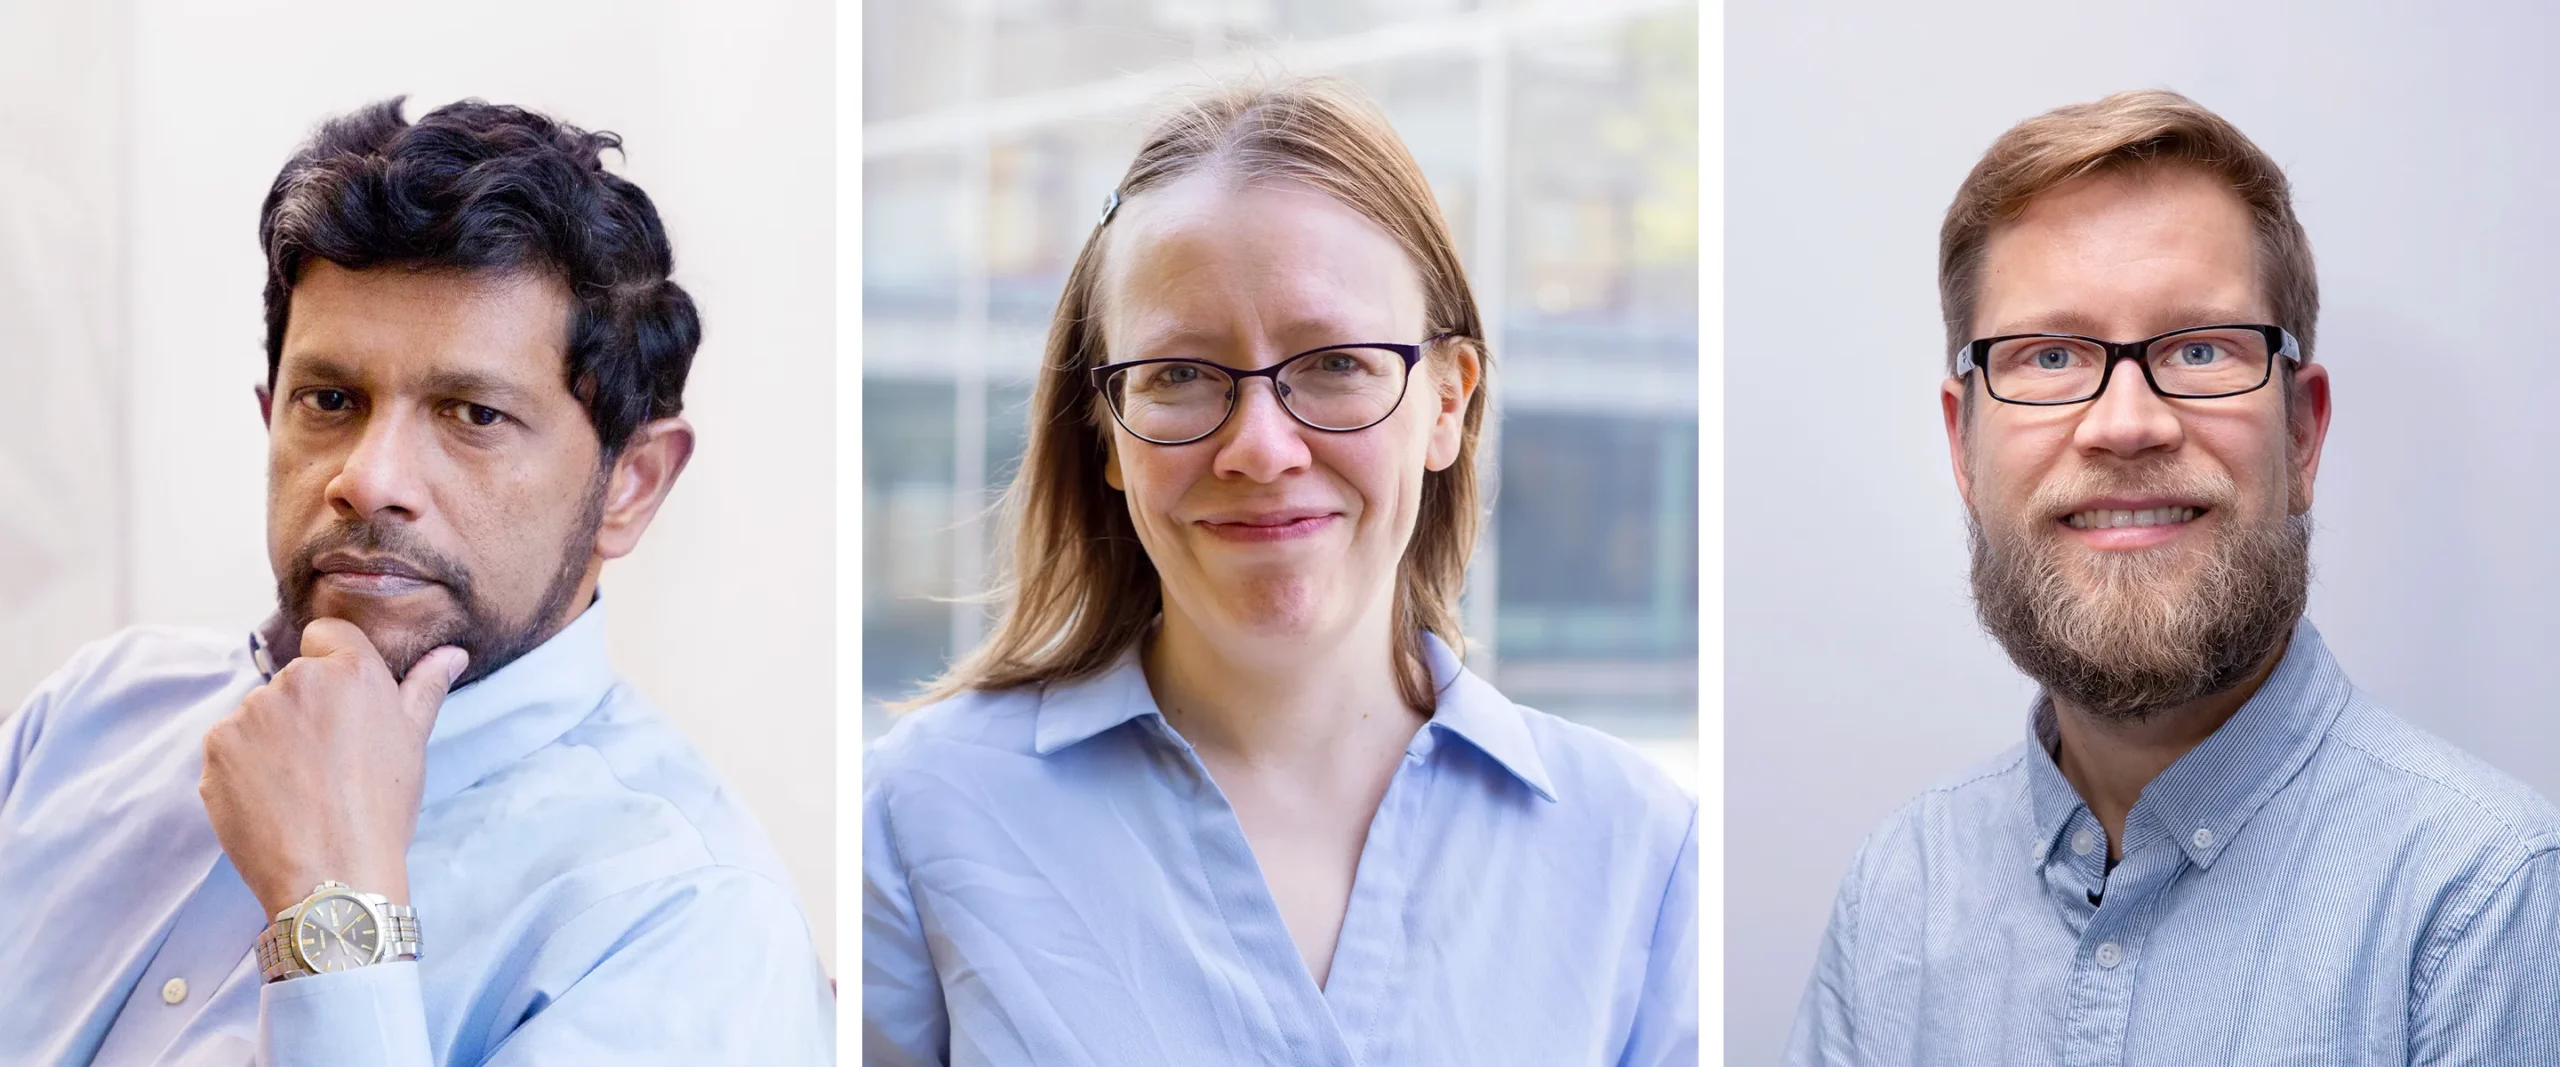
top-left (298, 617), bottom-right (388, 671)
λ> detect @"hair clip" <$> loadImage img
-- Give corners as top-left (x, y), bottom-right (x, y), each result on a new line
top-left (1099, 187), bottom-right (1122, 226)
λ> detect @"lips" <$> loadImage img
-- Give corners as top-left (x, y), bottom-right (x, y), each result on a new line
top-left (2062, 506), bottom-right (2206, 531)
top-left (1194, 510), bottom-right (1340, 543)
top-left (310, 550), bottom-right (439, 584)
top-left (1200, 512), bottom-right (1334, 527)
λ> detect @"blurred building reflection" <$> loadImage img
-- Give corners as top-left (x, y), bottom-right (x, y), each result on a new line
top-left (863, 0), bottom-right (1698, 783)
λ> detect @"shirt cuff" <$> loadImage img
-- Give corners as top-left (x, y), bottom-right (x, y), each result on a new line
top-left (257, 961), bottom-right (434, 1067)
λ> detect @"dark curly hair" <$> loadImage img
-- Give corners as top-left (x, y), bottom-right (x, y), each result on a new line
top-left (258, 97), bottom-right (699, 456)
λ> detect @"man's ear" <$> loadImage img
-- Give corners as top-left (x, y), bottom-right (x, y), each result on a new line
top-left (2285, 360), bottom-right (2334, 513)
top-left (1941, 375), bottom-right (1975, 508)
top-left (256, 382), bottom-right (274, 426)
top-left (594, 417), bottom-right (697, 560)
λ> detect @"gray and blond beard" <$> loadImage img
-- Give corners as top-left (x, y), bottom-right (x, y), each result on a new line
top-left (1968, 496), bottom-right (2311, 723)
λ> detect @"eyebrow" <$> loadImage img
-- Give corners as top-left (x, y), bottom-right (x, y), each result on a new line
top-left (417, 369), bottom-right (544, 409)
top-left (1125, 318), bottom-right (1384, 359)
top-left (279, 356), bottom-right (545, 409)
top-left (1988, 307), bottom-right (2264, 340)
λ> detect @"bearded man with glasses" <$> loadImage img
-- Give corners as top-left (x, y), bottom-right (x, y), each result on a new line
top-left (1787, 90), bottom-right (2560, 1065)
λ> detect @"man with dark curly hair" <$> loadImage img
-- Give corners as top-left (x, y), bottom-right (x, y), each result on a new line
top-left (0, 99), bottom-right (831, 1065)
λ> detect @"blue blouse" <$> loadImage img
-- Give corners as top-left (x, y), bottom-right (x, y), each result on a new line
top-left (863, 634), bottom-right (1698, 1066)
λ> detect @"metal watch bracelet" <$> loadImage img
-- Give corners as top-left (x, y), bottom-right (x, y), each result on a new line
top-left (255, 883), bottom-right (422, 982)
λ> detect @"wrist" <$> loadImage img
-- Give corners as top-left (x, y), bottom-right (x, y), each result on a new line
top-left (255, 864), bottom-right (409, 916)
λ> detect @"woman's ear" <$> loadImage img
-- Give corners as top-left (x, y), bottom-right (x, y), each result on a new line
top-left (1423, 341), bottom-right (1482, 472)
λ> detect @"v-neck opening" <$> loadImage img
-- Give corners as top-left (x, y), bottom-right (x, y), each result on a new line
top-left (1174, 727), bottom-right (1429, 1066)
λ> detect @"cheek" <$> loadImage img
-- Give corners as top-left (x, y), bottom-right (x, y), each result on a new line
top-left (1114, 448), bottom-right (1204, 529)
top-left (1319, 434), bottom-right (1423, 525)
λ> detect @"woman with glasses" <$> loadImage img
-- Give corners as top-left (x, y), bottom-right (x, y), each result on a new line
top-left (862, 79), bottom-right (1697, 1066)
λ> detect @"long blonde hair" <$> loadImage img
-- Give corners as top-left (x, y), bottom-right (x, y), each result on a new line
top-left (907, 77), bottom-right (1492, 713)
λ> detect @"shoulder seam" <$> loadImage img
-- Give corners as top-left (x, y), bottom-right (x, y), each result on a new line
top-left (1923, 746), bottom-right (2029, 796)
top-left (2410, 844), bottom-right (2560, 1007)
top-left (2327, 726), bottom-right (2560, 845)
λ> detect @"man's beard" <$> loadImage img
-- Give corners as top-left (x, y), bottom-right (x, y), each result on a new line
top-left (1967, 467), bottom-right (2311, 723)
top-left (278, 477), bottom-right (605, 687)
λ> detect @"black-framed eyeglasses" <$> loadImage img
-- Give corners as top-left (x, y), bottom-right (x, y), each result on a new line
top-left (1955, 323), bottom-right (2303, 406)
top-left (1089, 333), bottom-right (1453, 445)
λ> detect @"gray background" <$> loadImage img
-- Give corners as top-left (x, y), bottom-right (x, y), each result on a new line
top-left (1727, 1), bottom-right (2560, 1060)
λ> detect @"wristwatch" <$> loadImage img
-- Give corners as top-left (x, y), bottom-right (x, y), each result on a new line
top-left (255, 881), bottom-right (422, 982)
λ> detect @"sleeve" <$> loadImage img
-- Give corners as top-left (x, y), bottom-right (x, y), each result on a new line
top-left (257, 869), bottom-right (834, 1066)
top-left (862, 765), bottom-right (950, 1067)
top-left (256, 962), bottom-right (434, 1067)
top-left (2408, 844), bottom-right (2560, 1066)
top-left (1783, 837), bottom-right (1868, 1067)
top-left (1617, 800), bottom-right (1700, 1067)
top-left (0, 634), bottom-right (101, 809)
top-left (0, 679), bottom-right (46, 808)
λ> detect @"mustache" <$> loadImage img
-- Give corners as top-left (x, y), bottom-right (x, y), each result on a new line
top-left (288, 521), bottom-right (473, 598)
top-left (2021, 465), bottom-right (2239, 522)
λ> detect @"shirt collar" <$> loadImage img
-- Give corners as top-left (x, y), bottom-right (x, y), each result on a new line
top-left (1030, 642), bottom-right (1162, 756)
top-left (2023, 617), bottom-right (2351, 870)
top-left (1030, 631), bottom-right (1559, 803)
top-left (250, 599), bottom-right (620, 807)
top-left (1415, 632), bottom-right (1558, 803)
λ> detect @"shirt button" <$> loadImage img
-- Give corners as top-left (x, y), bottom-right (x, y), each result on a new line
top-left (2071, 828), bottom-right (2096, 856)
top-left (161, 977), bottom-right (188, 1005)
top-left (2095, 941), bottom-right (2123, 969)
top-left (2192, 827), bottom-right (2214, 850)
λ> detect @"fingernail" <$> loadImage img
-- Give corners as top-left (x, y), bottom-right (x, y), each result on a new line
top-left (445, 648), bottom-right (470, 684)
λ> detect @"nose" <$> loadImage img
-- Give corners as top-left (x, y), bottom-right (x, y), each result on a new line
top-left (1210, 376), bottom-right (1313, 482)
top-left (326, 406), bottom-right (432, 522)
top-left (2072, 356), bottom-right (2185, 460)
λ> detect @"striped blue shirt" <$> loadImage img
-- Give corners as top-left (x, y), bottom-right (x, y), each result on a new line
top-left (1787, 619), bottom-right (2560, 1065)
top-left (863, 633), bottom-right (1699, 1066)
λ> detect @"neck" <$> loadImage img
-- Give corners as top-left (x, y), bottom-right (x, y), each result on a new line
top-left (1142, 593), bottom-right (1422, 772)
top-left (2049, 634), bottom-right (2290, 861)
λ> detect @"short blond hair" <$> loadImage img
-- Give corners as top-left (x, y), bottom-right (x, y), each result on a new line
top-left (1938, 90), bottom-right (2318, 374)
top-left (906, 77), bottom-right (1490, 713)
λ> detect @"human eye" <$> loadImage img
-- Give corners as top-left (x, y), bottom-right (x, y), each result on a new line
top-left (1132, 363), bottom-right (1215, 393)
top-left (296, 387), bottom-right (358, 414)
top-left (2172, 341), bottom-right (2226, 366)
top-left (443, 401), bottom-right (511, 428)
top-left (1995, 342), bottom-right (2084, 374)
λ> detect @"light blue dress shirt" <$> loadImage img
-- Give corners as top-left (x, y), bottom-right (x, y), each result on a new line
top-left (863, 633), bottom-right (1698, 1066)
top-left (1787, 620), bottom-right (2560, 1065)
top-left (0, 602), bottom-right (833, 1065)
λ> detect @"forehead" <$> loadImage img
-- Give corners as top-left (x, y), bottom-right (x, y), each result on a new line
top-left (1973, 165), bottom-right (2265, 338)
top-left (278, 261), bottom-right (573, 386)
top-left (1096, 174), bottom-right (1425, 355)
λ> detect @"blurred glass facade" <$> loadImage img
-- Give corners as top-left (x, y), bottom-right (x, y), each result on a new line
top-left (862, 0), bottom-right (1699, 778)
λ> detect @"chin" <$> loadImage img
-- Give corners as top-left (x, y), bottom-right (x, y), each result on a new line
top-left (1209, 572), bottom-right (1341, 638)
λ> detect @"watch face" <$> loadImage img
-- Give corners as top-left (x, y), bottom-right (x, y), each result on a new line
top-left (292, 893), bottom-right (382, 972)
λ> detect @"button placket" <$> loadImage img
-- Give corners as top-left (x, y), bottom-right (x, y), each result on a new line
top-left (2058, 833), bottom-right (2182, 1067)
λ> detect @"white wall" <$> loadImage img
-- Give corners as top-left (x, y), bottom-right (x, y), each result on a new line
top-left (0, 0), bottom-right (124, 725)
top-left (55, 0), bottom-right (836, 970)
top-left (1728, 1), bottom-right (2560, 1060)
